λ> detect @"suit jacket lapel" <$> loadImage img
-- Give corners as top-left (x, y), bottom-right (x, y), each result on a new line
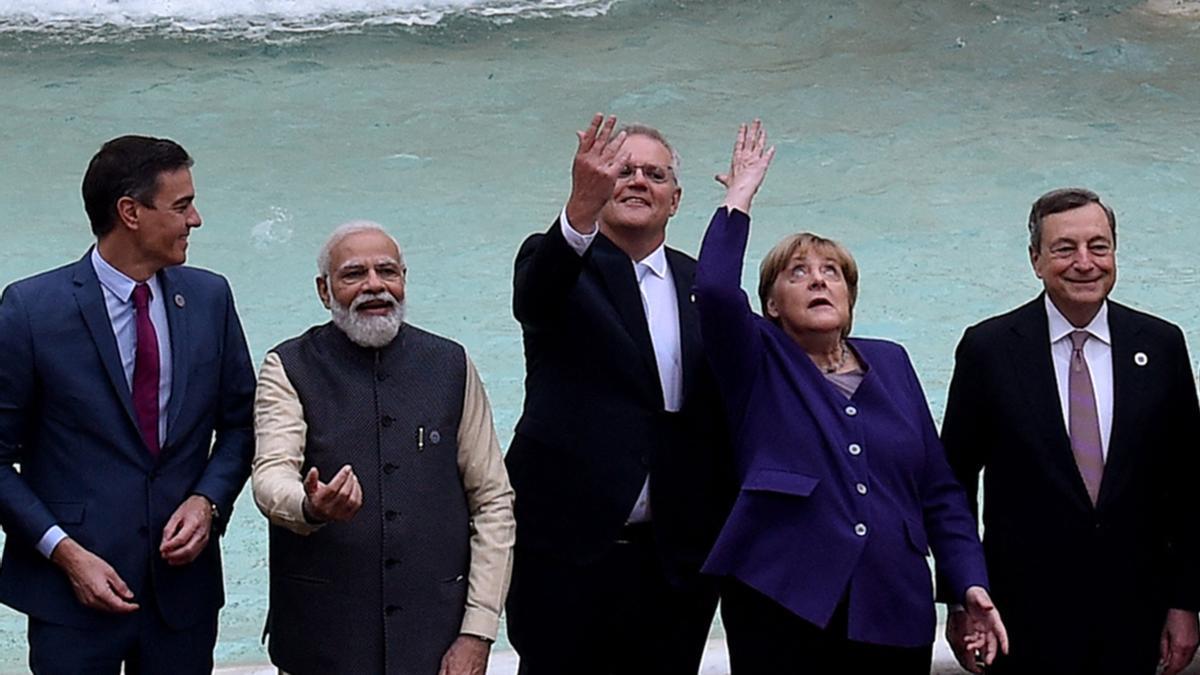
top-left (1006, 297), bottom-right (1095, 507)
top-left (667, 247), bottom-right (700, 402)
top-left (71, 253), bottom-right (151, 468)
top-left (160, 267), bottom-right (190, 447)
top-left (1097, 302), bottom-right (1146, 508)
top-left (590, 234), bottom-right (661, 393)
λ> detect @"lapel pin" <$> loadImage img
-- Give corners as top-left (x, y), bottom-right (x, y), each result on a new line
top-left (1134, 352), bottom-right (1148, 367)
top-left (174, 293), bottom-right (185, 308)
top-left (429, 429), bottom-right (441, 445)
top-left (690, 293), bottom-right (696, 303)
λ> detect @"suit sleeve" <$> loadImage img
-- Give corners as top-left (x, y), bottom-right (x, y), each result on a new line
top-left (189, 279), bottom-right (256, 534)
top-left (934, 327), bottom-right (989, 603)
top-left (693, 207), bottom-right (763, 419)
top-left (0, 284), bottom-right (62, 546)
top-left (512, 218), bottom-right (590, 328)
top-left (1165, 325), bottom-right (1200, 610)
top-left (898, 347), bottom-right (989, 603)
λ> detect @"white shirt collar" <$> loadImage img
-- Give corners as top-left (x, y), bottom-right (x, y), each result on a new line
top-left (90, 246), bottom-right (140, 303)
top-left (1044, 294), bottom-right (1111, 346)
top-left (634, 243), bottom-right (668, 280)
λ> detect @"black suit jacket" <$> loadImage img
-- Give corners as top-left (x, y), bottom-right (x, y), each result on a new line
top-left (506, 219), bottom-right (732, 584)
top-left (941, 296), bottom-right (1200, 672)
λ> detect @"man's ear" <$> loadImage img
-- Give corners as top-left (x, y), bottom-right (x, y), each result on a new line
top-left (1029, 245), bottom-right (1043, 279)
top-left (115, 196), bottom-right (140, 231)
top-left (316, 275), bottom-right (331, 309)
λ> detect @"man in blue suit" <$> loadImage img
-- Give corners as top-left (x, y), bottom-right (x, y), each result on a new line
top-left (0, 135), bottom-right (256, 674)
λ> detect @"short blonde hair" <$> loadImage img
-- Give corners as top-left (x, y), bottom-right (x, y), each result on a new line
top-left (757, 233), bottom-right (859, 337)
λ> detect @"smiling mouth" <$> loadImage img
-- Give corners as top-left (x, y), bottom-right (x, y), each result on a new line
top-left (356, 300), bottom-right (394, 313)
top-left (621, 197), bottom-right (651, 207)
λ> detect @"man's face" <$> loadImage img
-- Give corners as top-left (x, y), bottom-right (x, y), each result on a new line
top-left (598, 134), bottom-right (681, 236)
top-left (1030, 201), bottom-right (1117, 321)
top-left (131, 168), bottom-right (201, 269)
top-left (317, 229), bottom-right (407, 348)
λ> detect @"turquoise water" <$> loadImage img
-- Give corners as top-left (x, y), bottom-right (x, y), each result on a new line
top-left (3, 0), bottom-right (1200, 669)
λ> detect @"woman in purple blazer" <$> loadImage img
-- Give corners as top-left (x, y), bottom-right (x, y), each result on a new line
top-left (695, 122), bottom-right (1008, 674)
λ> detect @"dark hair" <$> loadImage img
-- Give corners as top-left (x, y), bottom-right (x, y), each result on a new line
top-left (1027, 187), bottom-right (1116, 250)
top-left (81, 135), bottom-right (194, 237)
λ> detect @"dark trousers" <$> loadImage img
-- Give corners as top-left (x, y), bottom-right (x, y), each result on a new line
top-left (507, 525), bottom-right (718, 675)
top-left (28, 590), bottom-right (217, 675)
top-left (721, 578), bottom-right (932, 675)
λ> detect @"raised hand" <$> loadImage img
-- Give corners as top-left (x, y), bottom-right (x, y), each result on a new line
top-left (564, 113), bottom-right (628, 233)
top-left (302, 464), bottom-right (363, 523)
top-left (716, 119), bottom-right (776, 214)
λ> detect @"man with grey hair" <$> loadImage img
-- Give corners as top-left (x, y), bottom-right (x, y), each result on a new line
top-left (506, 114), bottom-right (733, 673)
top-left (252, 220), bottom-right (515, 675)
top-left (940, 188), bottom-right (1200, 674)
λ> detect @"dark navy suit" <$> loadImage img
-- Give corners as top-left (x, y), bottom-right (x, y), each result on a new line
top-left (694, 208), bottom-right (988, 650)
top-left (0, 253), bottom-right (255, 667)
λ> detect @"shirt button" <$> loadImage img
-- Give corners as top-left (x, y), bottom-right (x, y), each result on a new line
top-left (845, 405), bottom-right (858, 417)
top-left (854, 523), bottom-right (867, 537)
top-left (848, 443), bottom-right (862, 456)
top-left (856, 483), bottom-right (868, 495)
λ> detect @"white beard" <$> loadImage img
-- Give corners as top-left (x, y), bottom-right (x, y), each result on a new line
top-left (330, 290), bottom-right (406, 348)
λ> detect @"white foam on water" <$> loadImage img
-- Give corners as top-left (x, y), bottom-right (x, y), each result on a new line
top-left (0, 0), bottom-right (619, 39)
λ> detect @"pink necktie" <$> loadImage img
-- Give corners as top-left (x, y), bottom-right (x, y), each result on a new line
top-left (132, 283), bottom-right (160, 458)
top-left (1069, 330), bottom-right (1103, 505)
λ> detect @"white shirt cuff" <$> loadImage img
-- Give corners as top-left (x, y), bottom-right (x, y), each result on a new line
top-left (559, 206), bottom-right (597, 256)
top-left (36, 525), bottom-right (68, 559)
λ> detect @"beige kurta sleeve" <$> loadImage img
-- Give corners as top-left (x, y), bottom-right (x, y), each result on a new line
top-left (252, 351), bottom-right (323, 536)
top-left (457, 353), bottom-right (516, 641)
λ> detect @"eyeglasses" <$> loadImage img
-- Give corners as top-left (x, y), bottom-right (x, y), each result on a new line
top-left (617, 163), bottom-right (674, 184)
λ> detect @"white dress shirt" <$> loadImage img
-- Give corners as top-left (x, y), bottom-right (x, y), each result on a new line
top-left (560, 209), bottom-right (683, 523)
top-left (1045, 295), bottom-right (1113, 460)
top-left (35, 248), bottom-right (174, 558)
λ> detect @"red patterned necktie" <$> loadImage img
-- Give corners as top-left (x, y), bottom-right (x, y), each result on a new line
top-left (1068, 330), bottom-right (1104, 505)
top-left (132, 283), bottom-right (160, 458)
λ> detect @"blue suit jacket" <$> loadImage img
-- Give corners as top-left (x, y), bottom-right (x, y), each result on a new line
top-left (0, 252), bottom-right (256, 629)
top-left (694, 208), bottom-right (987, 648)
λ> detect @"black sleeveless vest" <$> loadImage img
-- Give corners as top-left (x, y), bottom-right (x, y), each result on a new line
top-left (266, 322), bottom-right (470, 675)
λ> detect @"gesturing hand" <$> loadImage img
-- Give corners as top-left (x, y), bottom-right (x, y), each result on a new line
top-left (716, 119), bottom-right (775, 214)
top-left (564, 113), bottom-right (628, 234)
top-left (303, 464), bottom-right (363, 523)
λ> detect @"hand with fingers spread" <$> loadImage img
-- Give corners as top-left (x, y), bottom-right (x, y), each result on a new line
top-left (564, 113), bottom-right (628, 233)
top-left (160, 494), bottom-right (215, 566)
top-left (50, 537), bottom-right (140, 614)
top-left (716, 119), bottom-right (776, 214)
top-left (302, 464), bottom-right (363, 524)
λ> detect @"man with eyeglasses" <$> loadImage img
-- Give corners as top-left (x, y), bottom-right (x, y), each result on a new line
top-left (939, 187), bottom-right (1200, 675)
top-left (505, 114), bottom-right (733, 674)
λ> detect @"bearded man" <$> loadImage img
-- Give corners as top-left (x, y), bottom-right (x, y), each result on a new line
top-left (251, 220), bottom-right (515, 675)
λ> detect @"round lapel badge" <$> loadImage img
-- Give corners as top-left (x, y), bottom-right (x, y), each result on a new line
top-left (174, 293), bottom-right (186, 308)
top-left (429, 429), bottom-right (441, 444)
top-left (1134, 352), bottom-right (1148, 367)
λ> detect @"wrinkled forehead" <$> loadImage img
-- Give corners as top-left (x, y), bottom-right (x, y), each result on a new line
top-left (329, 230), bottom-right (402, 269)
top-left (623, 134), bottom-right (673, 165)
top-left (785, 242), bottom-right (846, 268)
top-left (335, 254), bottom-right (402, 273)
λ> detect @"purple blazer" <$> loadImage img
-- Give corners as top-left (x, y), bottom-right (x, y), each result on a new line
top-left (695, 208), bottom-right (987, 648)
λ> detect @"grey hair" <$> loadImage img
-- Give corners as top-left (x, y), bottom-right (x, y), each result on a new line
top-left (316, 220), bottom-right (405, 277)
top-left (1027, 187), bottom-right (1117, 250)
top-left (619, 123), bottom-right (682, 185)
